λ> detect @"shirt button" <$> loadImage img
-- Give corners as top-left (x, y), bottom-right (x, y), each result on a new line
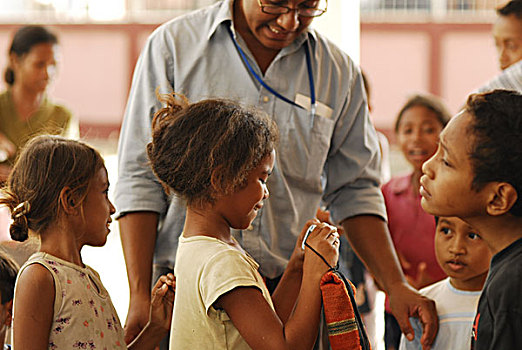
top-left (247, 225), bottom-right (254, 231)
top-left (262, 96), bottom-right (269, 103)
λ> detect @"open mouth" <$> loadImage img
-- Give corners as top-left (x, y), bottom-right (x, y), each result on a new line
top-left (265, 24), bottom-right (294, 41)
top-left (408, 149), bottom-right (428, 156)
top-left (268, 25), bottom-right (281, 34)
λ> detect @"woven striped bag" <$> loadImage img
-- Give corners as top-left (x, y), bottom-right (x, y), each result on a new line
top-left (320, 270), bottom-right (372, 350)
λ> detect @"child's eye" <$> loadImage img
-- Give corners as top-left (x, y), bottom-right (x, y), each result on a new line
top-left (468, 232), bottom-right (480, 240)
top-left (440, 227), bottom-right (451, 235)
top-left (506, 41), bottom-right (519, 51)
top-left (440, 157), bottom-right (451, 167)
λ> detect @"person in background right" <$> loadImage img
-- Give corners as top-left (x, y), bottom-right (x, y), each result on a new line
top-left (493, 0), bottom-right (522, 71)
top-left (382, 94), bottom-right (451, 350)
top-left (420, 89), bottom-right (522, 350)
top-left (476, 0), bottom-right (522, 93)
top-left (399, 216), bottom-right (491, 350)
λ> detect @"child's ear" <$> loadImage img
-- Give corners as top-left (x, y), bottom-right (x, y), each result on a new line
top-left (210, 166), bottom-right (224, 194)
top-left (59, 187), bottom-right (79, 215)
top-left (486, 182), bottom-right (518, 216)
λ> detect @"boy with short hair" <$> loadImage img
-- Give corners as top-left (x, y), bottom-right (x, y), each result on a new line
top-left (0, 251), bottom-right (19, 350)
top-left (399, 216), bottom-right (491, 349)
top-left (419, 89), bottom-right (522, 349)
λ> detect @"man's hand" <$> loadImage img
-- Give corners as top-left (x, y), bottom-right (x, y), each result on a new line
top-left (124, 294), bottom-right (152, 344)
top-left (388, 282), bottom-right (438, 350)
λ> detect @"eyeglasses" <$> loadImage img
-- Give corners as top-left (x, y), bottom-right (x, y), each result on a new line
top-left (257, 0), bottom-right (328, 18)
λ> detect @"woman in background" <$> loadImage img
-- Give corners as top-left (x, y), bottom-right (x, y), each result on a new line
top-left (0, 25), bottom-right (77, 182)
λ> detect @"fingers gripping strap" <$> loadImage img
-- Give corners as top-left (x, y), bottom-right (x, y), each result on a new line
top-left (304, 241), bottom-right (334, 270)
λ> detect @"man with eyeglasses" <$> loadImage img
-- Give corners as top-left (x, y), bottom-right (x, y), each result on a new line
top-left (115, 0), bottom-right (438, 348)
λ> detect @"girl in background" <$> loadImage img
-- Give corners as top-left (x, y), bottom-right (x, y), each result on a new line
top-left (147, 93), bottom-right (339, 349)
top-left (0, 135), bottom-right (174, 349)
top-left (382, 94), bottom-right (451, 350)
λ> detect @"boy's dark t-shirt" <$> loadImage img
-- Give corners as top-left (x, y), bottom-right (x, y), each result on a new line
top-left (471, 238), bottom-right (522, 350)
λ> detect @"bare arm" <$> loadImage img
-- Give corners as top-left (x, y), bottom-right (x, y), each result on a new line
top-left (216, 224), bottom-right (339, 350)
top-left (270, 219), bottom-right (318, 323)
top-left (119, 211), bottom-right (159, 344)
top-left (341, 214), bottom-right (438, 349)
top-left (12, 264), bottom-right (55, 350)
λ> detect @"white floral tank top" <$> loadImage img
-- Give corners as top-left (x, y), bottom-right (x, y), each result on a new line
top-left (17, 252), bottom-right (126, 349)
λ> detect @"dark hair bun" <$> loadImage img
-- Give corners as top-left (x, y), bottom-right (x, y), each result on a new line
top-left (10, 217), bottom-right (29, 242)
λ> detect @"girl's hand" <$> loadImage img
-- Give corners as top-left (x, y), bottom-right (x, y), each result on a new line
top-left (303, 223), bottom-right (340, 276)
top-left (128, 274), bottom-right (175, 349)
top-left (148, 273), bottom-right (175, 333)
top-left (286, 219), bottom-right (320, 272)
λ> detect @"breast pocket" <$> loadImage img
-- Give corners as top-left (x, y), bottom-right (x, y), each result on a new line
top-left (278, 107), bottom-right (335, 189)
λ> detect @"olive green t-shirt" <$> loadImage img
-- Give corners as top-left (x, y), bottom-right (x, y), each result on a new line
top-left (0, 89), bottom-right (72, 164)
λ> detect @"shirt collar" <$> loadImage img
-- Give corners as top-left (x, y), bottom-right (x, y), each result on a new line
top-left (207, 0), bottom-right (234, 41)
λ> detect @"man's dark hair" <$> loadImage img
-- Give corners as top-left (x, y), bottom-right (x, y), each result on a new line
top-left (465, 89), bottom-right (522, 217)
top-left (497, 0), bottom-right (522, 20)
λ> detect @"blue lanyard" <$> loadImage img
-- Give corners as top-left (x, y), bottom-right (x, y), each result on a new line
top-left (227, 26), bottom-right (316, 117)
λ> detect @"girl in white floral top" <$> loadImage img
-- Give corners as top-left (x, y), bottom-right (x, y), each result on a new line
top-left (0, 135), bottom-right (175, 350)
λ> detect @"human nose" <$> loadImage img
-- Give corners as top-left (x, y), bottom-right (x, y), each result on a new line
top-left (497, 45), bottom-right (509, 68)
top-left (108, 199), bottom-right (116, 215)
top-left (422, 154), bottom-right (435, 178)
top-left (263, 184), bottom-right (269, 199)
top-left (45, 64), bottom-right (57, 81)
top-left (276, 9), bottom-right (300, 31)
top-left (409, 127), bottom-right (424, 142)
top-left (449, 235), bottom-right (466, 255)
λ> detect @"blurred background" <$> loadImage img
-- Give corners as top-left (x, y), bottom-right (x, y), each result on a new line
top-left (0, 0), bottom-right (504, 142)
top-left (0, 1), bottom-right (507, 348)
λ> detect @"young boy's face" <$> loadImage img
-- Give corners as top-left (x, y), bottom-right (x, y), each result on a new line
top-left (420, 111), bottom-right (488, 218)
top-left (435, 217), bottom-right (491, 291)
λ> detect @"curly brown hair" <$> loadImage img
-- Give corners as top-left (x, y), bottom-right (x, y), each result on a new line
top-left (147, 93), bottom-right (278, 208)
top-left (0, 135), bottom-right (104, 241)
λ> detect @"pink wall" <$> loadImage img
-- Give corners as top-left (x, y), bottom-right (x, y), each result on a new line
top-left (440, 31), bottom-right (498, 110)
top-left (361, 30), bottom-right (431, 130)
top-left (0, 22), bottom-right (503, 138)
top-left (361, 22), bottom-right (501, 135)
top-left (0, 24), bottom-right (157, 137)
